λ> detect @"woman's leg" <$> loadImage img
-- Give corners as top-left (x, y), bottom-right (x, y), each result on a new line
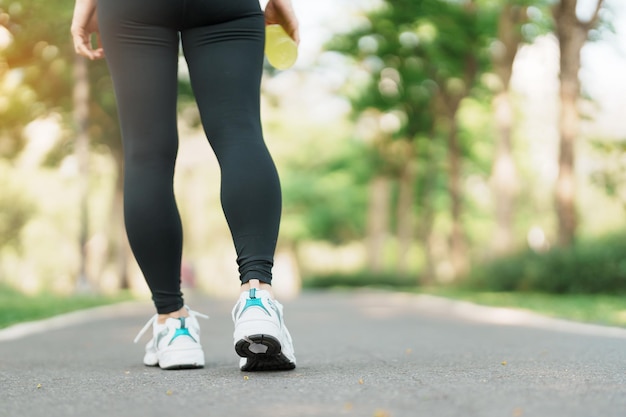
top-left (180, 1), bottom-right (295, 371)
top-left (98, 0), bottom-right (185, 314)
top-left (181, 11), bottom-right (282, 287)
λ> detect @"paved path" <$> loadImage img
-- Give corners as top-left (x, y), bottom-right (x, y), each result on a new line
top-left (1, 290), bottom-right (625, 417)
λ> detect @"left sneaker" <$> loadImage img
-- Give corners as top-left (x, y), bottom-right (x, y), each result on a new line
top-left (232, 288), bottom-right (296, 371)
top-left (133, 306), bottom-right (208, 370)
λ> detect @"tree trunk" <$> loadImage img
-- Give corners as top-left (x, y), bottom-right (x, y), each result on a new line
top-left (492, 91), bottom-right (517, 253)
top-left (396, 156), bottom-right (416, 275)
top-left (416, 138), bottom-right (438, 285)
top-left (439, 2), bottom-right (479, 279)
top-left (447, 115), bottom-right (468, 277)
top-left (553, 0), bottom-right (604, 246)
top-left (366, 176), bottom-right (391, 273)
top-left (436, 96), bottom-right (467, 280)
top-left (73, 55), bottom-right (92, 293)
top-left (490, 4), bottom-right (526, 254)
top-left (110, 149), bottom-right (130, 289)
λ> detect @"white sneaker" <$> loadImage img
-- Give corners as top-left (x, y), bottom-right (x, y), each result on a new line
top-left (232, 288), bottom-right (296, 371)
top-left (133, 306), bottom-right (208, 370)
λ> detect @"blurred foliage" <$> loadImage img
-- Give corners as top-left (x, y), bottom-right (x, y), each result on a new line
top-left (324, 0), bottom-right (503, 276)
top-left (281, 137), bottom-right (372, 243)
top-left (326, 0), bottom-right (497, 155)
top-left (590, 138), bottom-right (626, 210)
top-left (303, 229), bottom-right (626, 296)
top-left (0, 0), bottom-right (623, 295)
top-left (0, 165), bottom-right (34, 249)
top-left (0, 0), bottom-right (121, 160)
top-left (1, 0), bottom-right (73, 155)
top-left (463, 232), bottom-right (626, 294)
top-left (303, 270), bottom-right (416, 289)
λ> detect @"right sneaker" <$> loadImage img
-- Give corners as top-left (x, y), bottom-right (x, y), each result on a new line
top-left (232, 288), bottom-right (296, 371)
top-left (133, 306), bottom-right (208, 370)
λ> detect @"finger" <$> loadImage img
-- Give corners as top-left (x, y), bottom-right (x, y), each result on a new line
top-left (91, 48), bottom-right (105, 60)
top-left (73, 34), bottom-right (104, 60)
top-left (93, 36), bottom-right (105, 59)
top-left (74, 40), bottom-right (92, 58)
top-left (75, 43), bottom-right (96, 60)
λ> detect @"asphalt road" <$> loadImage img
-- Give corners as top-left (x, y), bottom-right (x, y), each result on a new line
top-left (0, 290), bottom-right (625, 417)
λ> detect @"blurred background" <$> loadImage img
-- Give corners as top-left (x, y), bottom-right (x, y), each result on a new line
top-left (1, 0), bottom-right (625, 303)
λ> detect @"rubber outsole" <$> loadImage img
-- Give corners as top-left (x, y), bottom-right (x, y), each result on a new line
top-left (159, 363), bottom-right (204, 370)
top-left (235, 334), bottom-right (296, 372)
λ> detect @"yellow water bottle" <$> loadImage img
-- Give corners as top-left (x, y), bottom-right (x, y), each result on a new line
top-left (265, 24), bottom-right (298, 70)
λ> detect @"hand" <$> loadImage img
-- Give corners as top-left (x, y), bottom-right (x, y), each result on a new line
top-left (265, 0), bottom-right (300, 44)
top-left (71, 0), bottom-right (104, 60)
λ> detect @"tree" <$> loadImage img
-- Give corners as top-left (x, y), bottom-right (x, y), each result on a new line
top-left (427, 0), bottom-right (496, 276)
top-left (328, 0), bottom-right (436, 274)
top-left (552, 0), bottom-right (604, 246)
top-left (73, 55), bottom-right (91, 291)
top-left (327, 0), bottom-right (496, 279)
top-left (488, 0), bottom-right (555, 254)
top-left (489, 3), bottom-right (527, 255)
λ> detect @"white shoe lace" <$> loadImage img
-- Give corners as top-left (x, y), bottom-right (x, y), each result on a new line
top-left (133, 306), bottom-right (209, 344)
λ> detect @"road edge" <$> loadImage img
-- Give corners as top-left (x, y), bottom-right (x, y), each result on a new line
top-left (0, 300), bottom-right (151, 342)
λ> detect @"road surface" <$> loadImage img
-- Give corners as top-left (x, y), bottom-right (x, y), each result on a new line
top-left (1, 290), bottom-right (625, 417)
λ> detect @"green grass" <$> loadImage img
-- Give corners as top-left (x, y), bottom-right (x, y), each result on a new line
top-left (303, 272), bottom-right (626, 328)
top-left (304, 272), bottom-right (417, 289)
top-left (0, 284), bottom-right (134, 330)
top-left (417, 287), bottom-right (626, 328)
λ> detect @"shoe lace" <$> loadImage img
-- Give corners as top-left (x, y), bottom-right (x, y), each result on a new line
top-left (133, 306), bottom-right (209, 344)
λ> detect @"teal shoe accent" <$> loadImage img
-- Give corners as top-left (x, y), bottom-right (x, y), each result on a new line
top-left (242, 296), bottom-right (270, 316)
top-left (249, 288), bottom-right (257, 299)
top-left (173, 327), bottom-right (191, 339)
top-left (169, 317), bottom-right (195, 344)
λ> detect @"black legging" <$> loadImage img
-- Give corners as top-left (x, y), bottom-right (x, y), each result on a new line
top-left (98, 0), bottom-right (281, 314)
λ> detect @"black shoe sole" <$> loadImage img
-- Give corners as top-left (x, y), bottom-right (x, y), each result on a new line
top-left (235, 334), bottom-right (296, 372)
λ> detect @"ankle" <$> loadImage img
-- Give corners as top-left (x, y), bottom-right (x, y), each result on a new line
top-left (157, 307), bottom-right (189, 325)
top-left (241, 279), bottom-right (274, 298)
